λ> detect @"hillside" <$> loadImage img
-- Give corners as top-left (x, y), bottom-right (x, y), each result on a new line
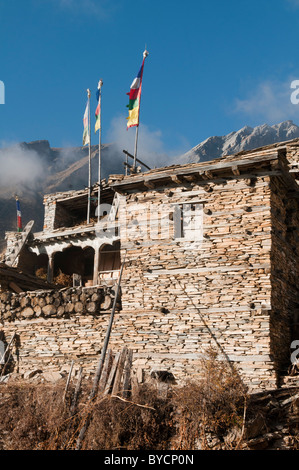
top-left (1, 120), bottom-right (299, 251)
top-left (0, 140), bottom-right (122, 249)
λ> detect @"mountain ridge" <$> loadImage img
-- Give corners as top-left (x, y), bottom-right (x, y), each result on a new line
top-left (0, 120), bottom-right (298, 246)
top-left (179, 120), bottom-right (299, 164)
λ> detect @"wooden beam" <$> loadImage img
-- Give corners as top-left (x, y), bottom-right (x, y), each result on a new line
top-left (232, 165), bottom-right (240, 176)
top-left (184, 174), bottom-right (197, 182)
top-left (122, 150), bottom-right (151, 171)
top-left (143, 180), bottom-right (155, 189)
top-left (270, 160), bottom-right (281, 171)
top-left (278, 156), bottom-right (299, 193)
top-left (199, 170), bottom-right (213, 180)
top-left (171, 175), bottom-right (184, 185)
top-left (110, 152), bottom-right (280, 190)
top-left (9, 282), bottom-right (24, 293)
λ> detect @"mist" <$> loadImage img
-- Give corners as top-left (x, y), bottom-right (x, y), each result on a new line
top-left (0, 143), bottom-right (46, 194)
top-left (106, 115), bottom-right (187, 172)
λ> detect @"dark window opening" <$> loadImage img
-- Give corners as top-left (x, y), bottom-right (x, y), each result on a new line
top-left (54, 193), bottom-right (115, 230)
top-left (53, 245), bottom-right (95, 287)
top-left (18, 248), bottom-right (48, 280)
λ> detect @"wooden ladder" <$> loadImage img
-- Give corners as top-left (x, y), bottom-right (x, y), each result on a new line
top-left (5, 220), bottom-right (34, 267)
top-left (107, 192), bottom-right (122, 222)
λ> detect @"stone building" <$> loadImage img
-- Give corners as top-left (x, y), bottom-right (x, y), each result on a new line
top-left (0, 137), bottom-right (299, 390)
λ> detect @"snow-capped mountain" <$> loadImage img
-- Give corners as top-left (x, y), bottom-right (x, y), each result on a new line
top-left (178, 120), bottom-right (299, 164)
top-left (1, 120), bottom-right (299, 247)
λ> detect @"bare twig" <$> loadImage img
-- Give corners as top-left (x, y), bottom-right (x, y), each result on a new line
top-left (110, 394), bottom-right (156, 411)
top-left (235, 395), bottom-right (247, 450)
top-left (70, 367), bottom-right (83, 415)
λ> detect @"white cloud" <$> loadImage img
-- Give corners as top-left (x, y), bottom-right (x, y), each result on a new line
top-left (0, 142), bottom-right (46, 190)
top-left (106, 115), bottom-right (185, 170)
top-left (233, 79), bottom-right (299, 123)
top-left (49, 0), bottom-right (114, 18)
top-left (286, 0), bottom-right (299, 7)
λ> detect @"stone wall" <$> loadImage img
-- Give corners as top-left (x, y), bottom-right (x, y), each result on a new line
top-left (0, 305), bottom-right (276, 390)
top-left (270, 176), bottom-right (299, 377)
top-left (4, 232), bottom-right (23, 264)
top-left (0, 286), bottom-right (119, 378)
top-left (43, 194), bottom-right (56, 232)
top-left (43, 189), bottom-right (88, 231)
top-left (115, 176), bottom-right (276, 386)
top-left (0, 171), bottom-right (297, 391)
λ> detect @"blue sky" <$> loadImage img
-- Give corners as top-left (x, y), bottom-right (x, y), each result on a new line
top-left (1, 0), bottom-right (299, 159)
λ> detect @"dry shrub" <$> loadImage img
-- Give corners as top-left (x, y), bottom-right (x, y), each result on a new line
top-left (35, 267), bottom-right (47, 280)
top-left (0, 352), bottom-right (248, 450)
top-left (0, 382), bottom-right (68, 450)
top-left (82, 384), bottom-right (174, 450)
top-left (54, 269), bottom-right (72, 287)
top-left (171, 348), bottom-right (248, 449)
top-left (0, 380), bottom-right (175, 450)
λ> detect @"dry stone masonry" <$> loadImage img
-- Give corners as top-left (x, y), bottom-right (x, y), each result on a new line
top-left (1, 138), bottom-right (299, 391)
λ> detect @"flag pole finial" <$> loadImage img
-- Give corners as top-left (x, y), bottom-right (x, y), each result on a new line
top-left (143, 48), bottom-right (149, 59)
top-left (98, 79), bottom-right (103, 90)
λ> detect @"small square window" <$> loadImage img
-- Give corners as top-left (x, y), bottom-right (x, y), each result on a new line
top-left (173, 203), bottom-right (203, 240)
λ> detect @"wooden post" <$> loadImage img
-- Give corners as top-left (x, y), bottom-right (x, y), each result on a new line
top-left (47, 253), bottom-right (54, 284)
top-left (111, 347), bottom-right (128, 395)
top-left (63, 360), bottom-right (74, 402)
top-left (133, 125), bottom-right (139, 172)
top-left (122, 349), bottom-right (133, 398)
top-left (70, 367), bottom-right (83, 415)
top-left (0, 333), bottom-right (16, 378)
top-left (103, 352), bottom-right (120, 396)
top-left (75, 253), bottom-right (127, 450)
top-left (132, 48), bottom-right (149, 171)
top-left (89, 252), bottom-right (127, 400)
top-left (98, 349), bottom-right (112, 393)
top-left (93, 247), bottom-right (100, 286)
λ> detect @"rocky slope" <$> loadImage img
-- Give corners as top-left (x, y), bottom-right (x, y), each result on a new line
top-left (0, 140), bottom-right (122, 246)
top-left (179, 120), bottom-right (299, 163)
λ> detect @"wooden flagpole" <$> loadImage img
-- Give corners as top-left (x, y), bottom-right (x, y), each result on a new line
top-left (97, 79), bottom-right (103, 223)
top-left (133, 48), bottom-right (149, 172)
top-left (15, 195), bottom-right (22, 233)
top-left (87, 88), bottom-right (92, 224)
top-left (133, 125), bottom-right (139, 171)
